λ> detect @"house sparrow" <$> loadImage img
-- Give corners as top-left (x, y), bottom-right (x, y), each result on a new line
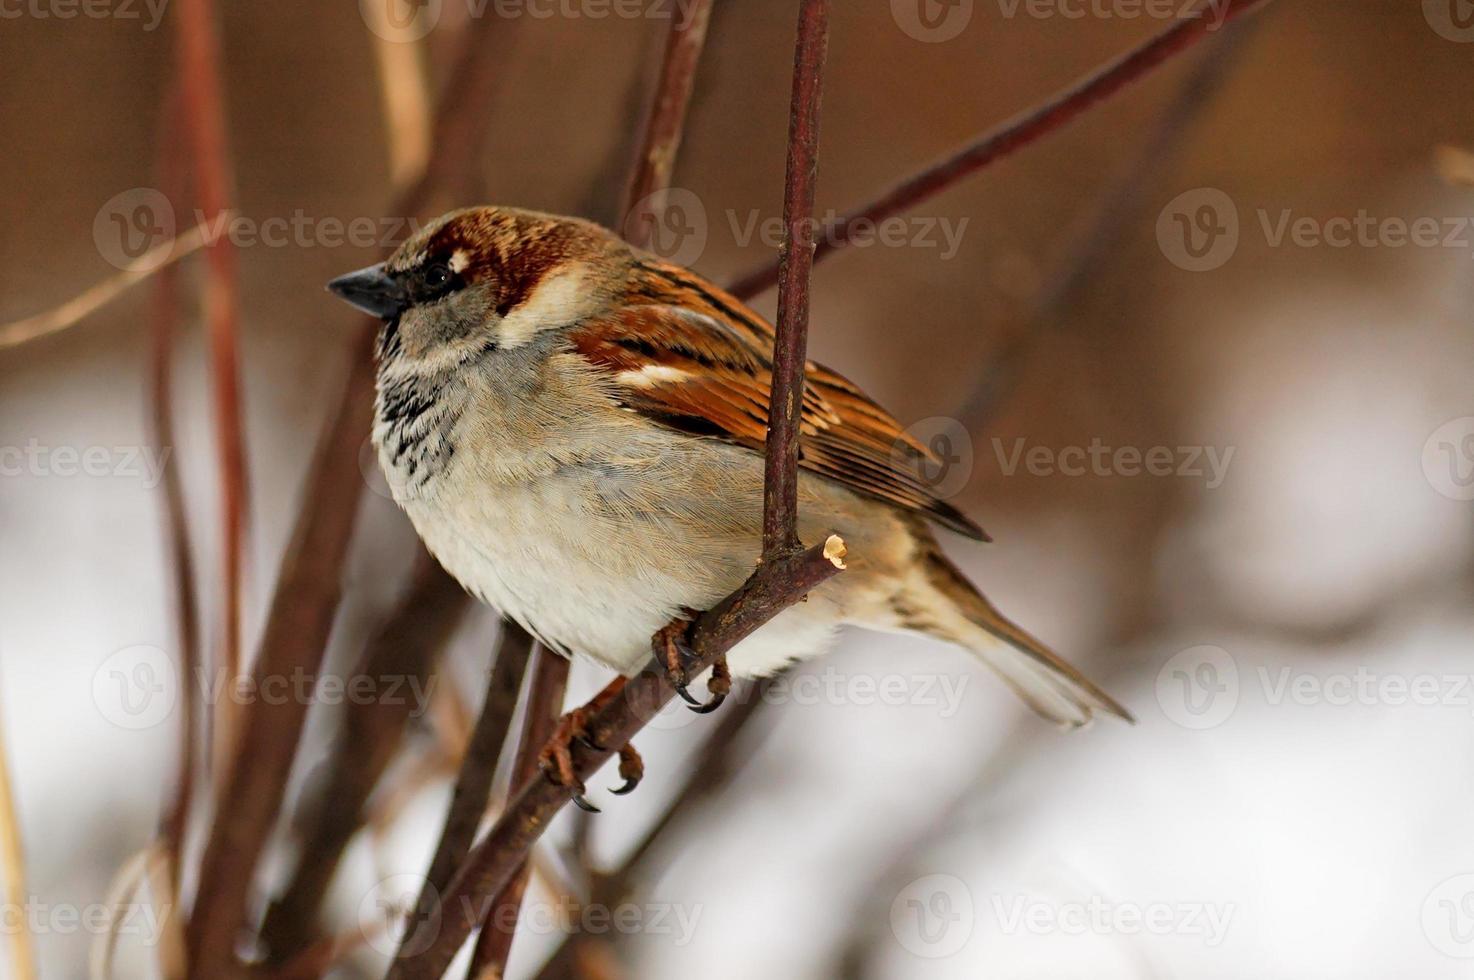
top-left (328, 206), bottom-right (1129, 730)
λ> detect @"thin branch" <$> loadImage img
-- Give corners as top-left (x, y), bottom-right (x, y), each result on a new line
top-left (398, 623), bottom-right (536, 971)
top-left (621, 0), bottom-right (714, 233)
top-left (386, 9), bottom-right (837, 975)
top-left (957, 14), bottom-right (1258, 428)
top-left (185, 11), bottom-right (514, 973)
top-left (257, 555), bottom-right (471, 965)
top-left (762, 0), bottom-right (831, 558)
top-left (173, 0), bottom-right (249, 724)
top-left (150, 88), bottom-right (202, 910)
top-left (724, 0), bottom-right (1278, 301)
top-left (386, 537), bottom-right (847, 980)
top-left (0, 695), bottom-right (35, 980)
top-left (0, 223), bottom-right (212, 351)
top-left (465, 648), bottom-right (569, 979)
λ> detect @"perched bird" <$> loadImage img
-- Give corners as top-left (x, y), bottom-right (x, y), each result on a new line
top-left (328, 206), bottom-right (1129, 736)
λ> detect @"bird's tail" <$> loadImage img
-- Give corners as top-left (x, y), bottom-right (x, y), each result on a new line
top-left (913, 548), bottom-right (1133, 729)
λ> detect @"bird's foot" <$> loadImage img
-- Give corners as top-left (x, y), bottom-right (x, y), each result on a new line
top-left (655, 613), bottom-right (730, 714)
top-left (538, 677), bottom-right (644, 811)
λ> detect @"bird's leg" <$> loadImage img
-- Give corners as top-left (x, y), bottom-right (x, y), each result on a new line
top-left (538, 676), bottom-right (644, 811)
top-left (655, 612), bottom-right (729, 714)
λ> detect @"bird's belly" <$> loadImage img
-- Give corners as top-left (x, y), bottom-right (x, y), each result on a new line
top-left (400, 469), bottom-right (756, 674)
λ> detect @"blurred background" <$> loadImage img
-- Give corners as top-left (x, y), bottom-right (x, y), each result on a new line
top-left (3, 0), bottom-right (1474, 977)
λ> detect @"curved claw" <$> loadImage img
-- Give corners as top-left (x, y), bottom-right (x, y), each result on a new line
top-left (572, 793), bottom-right (602, 813)
top-left (676, 685), bottom-right (705, 708)
top-left (610, 777), bottom-right (640, 796)
top-left (687, 690), bottom-right (726, 714)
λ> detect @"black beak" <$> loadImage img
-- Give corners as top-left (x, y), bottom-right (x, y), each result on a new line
top-left (327, 263), bottom-right (407, 320)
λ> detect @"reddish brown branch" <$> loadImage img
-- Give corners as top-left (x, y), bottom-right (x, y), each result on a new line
top-left (397, 622), bottom-right (536, 974)
top-left (725, 0), bottom-right (1278, 301)
top-left (258, 556), bottom-right (471, 965)
top-left (762, 0), bottom-right (831, 558)
top-left (172, 0), bottom-right (249, 701)
top-left (621, 0), bottom-right (714, 236)
top-left (185, 15), bottom-right (513, 972)
top-left (150, 87), bottom-right (200, 903)
top-left (385, 540), bottom-right (845, 980)
top-left (465, 648), bottom-right (569, 978)
top-left (956, 19), bottom-right (1258, 428)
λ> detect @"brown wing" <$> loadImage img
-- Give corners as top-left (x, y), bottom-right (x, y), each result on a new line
top-left (566, 257), bottom-right (988, 541)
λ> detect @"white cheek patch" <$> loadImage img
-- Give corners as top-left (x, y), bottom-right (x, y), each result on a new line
top-left (449, 249), bottom-right (470, 273)
top-left (498, 265), bottom-right (590, 349)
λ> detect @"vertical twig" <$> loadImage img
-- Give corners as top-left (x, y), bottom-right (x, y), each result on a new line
top-left (762, 0), bottom-right (831, 559)
top-left (724, 0), bottom-right (1278, 301)
top-left (184, 13), bottom-right (513, 973)
top-left (150, 85), bottom-right (201, 907)
top-left (258, 555), bottom-right (470, 964)
top-left (464, 648), bottom-right (569, 979)
top-left (395, 623), bottom-right (537, 969)
top-left (0, 699), bottom-right (35, 980)
top-left (381, 6), bottom-right (843, 976)
top-left (172, 0), bottom-right (248, 741)
top-left (621, 0), bottom-right (714, 225)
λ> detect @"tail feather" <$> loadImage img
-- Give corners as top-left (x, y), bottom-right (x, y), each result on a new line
top-left (919, 549), bottom-right (1133, 729)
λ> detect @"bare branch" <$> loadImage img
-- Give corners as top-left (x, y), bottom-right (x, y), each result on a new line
top-left (399, 623), bottom-right (537, 968)
top-left (0, 222), bottom-right (211, 351)
top-left (725, 0), bottom-right (1278, 300)
top-left (185, 11), bottom-right (515, 973)
top-left (172, 0), bottom-right (249, 714)
top-left (464, 647), bottom-right (569, 978)
top-left (621, 0), bottom-right (714, 235)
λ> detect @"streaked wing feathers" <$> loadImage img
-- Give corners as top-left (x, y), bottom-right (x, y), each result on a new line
top-left (566, 259), bottom-right (988, 541)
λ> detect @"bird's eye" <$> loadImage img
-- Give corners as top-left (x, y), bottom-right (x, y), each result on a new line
top-left (424, 262), bottom-right (451, 289)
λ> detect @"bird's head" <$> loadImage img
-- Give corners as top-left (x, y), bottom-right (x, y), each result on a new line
top-left (327, 206), bottom-right (629, 371)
